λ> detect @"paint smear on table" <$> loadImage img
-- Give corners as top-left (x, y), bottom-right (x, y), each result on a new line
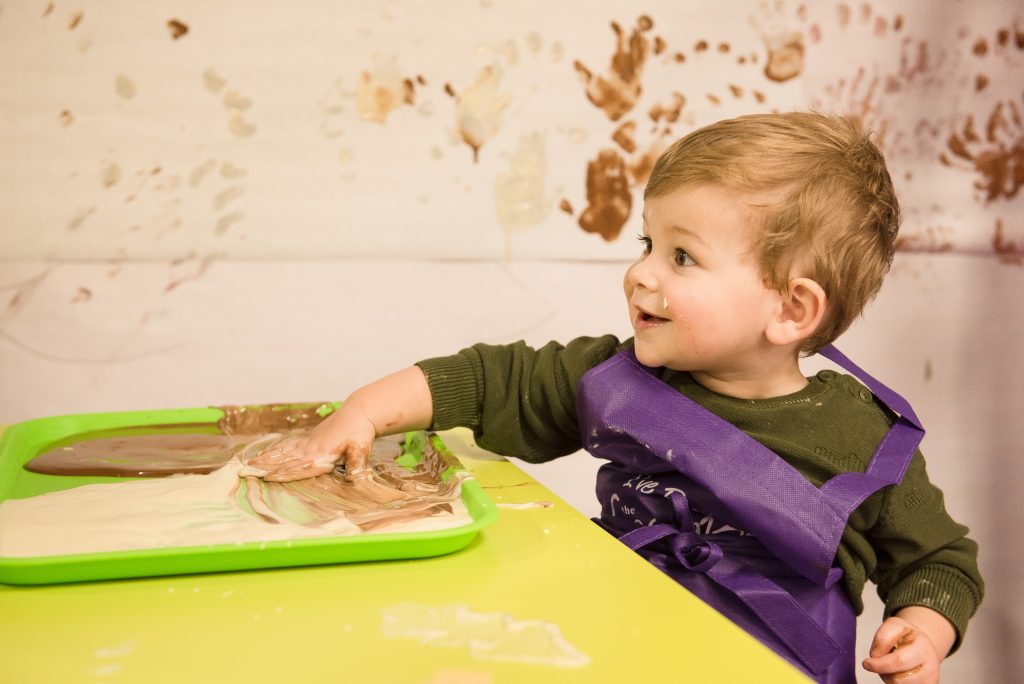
top-left (381, 603), bottom-right (590, 668)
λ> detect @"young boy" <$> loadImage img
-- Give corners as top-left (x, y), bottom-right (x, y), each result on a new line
top-left (246, 112), bottom-right (982, 683)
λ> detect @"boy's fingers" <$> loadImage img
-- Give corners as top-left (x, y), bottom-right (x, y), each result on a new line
top-left (342, 442), bottom-right (371, 474)
top-left (863, 650), bottom-right (918, 675)
top-left (869, 619), bottom-right (913, 658)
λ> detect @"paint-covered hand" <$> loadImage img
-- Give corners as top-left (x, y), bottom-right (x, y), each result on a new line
top-left (862, 608), bottom-right (953, 684)
top-left (241, 409), bottom-right (375, 482)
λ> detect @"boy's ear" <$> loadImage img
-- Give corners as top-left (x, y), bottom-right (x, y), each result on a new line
top-left (765, 277), bottom-right (827, 347)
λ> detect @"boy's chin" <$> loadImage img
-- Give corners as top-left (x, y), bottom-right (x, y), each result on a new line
top-left (632, 346), bottom-right (664, 369)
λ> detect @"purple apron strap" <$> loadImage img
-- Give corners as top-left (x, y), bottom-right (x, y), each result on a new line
top-left (815, 345), bottom-right (925, 520)
top-left (619, 492), bottom-right (844, 676)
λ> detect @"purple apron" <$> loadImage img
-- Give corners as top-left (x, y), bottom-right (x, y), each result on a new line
top-left (576, 346), bottom-right (924, 683)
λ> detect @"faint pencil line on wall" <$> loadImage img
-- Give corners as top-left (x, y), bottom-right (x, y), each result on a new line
top-left (0, 328), bottom-right (185, 366)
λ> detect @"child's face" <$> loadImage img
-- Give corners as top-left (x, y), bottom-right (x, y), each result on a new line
top-left (624, 183), bottom-right (782, 375)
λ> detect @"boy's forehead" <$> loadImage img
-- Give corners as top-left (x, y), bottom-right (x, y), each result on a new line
top-left (643, 184), bottom-right (769, 225)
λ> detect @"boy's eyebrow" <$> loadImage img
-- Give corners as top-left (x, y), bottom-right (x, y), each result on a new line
top-left (641, 213), bottom-right (708, 247)
top-left (670, 225), bottom-right (707, 245)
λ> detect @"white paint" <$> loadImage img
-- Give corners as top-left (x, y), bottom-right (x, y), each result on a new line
top-left (380, 603), bottom-right (590, 668)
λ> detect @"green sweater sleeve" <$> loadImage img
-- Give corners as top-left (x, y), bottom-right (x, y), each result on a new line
top-left (868, 452), bottom-right (983, 651)
top-left (415, 335), bottom-right (623, 463)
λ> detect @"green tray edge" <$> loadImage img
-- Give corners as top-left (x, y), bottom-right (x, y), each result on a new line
top-left (0, 406), bottom-right (499, 585)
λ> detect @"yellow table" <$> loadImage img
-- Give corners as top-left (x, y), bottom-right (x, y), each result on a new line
top-left (0, 427), bottom-right (808, 683)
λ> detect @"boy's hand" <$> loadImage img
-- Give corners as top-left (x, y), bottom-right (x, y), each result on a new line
top-left (241, 409), bottom-right (376, 482)
top-left (862, 607), bottom-right (955, 683)
top-left (238, 366), bottom-right (434, 482)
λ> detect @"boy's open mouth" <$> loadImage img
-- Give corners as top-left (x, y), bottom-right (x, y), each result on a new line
top-left (635, 307), bottom-right (670, 326)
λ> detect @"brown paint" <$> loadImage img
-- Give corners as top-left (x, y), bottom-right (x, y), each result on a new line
top-left (23, 418), bottom-right (466, 536)
top-left (416, 74), bottom-right (427, 86)
top-left (997, 29), bottom-right (1010, 47)
top-left (893, 15), bottom-right (903, 32)
top-left (706, 93), bottom-right (721, 105)
top-left (444, 83), bottom-right (455, 97)
top-left (718, 42), bottom-right (730, 53)
top-left (673, 52), bottom-right (685, 63)
top-left (68, 12), bottom-right (82, 30)
top-left (165, 255), bottom-right (216, 293)
top-left (628, 143), bottom-right (663, 187)
top-left (648, 92), bottom-right (684, 124)
top-left (893, 226), bottom-right (954, 254)
top-left (71, 286), bottom-right (92, 304)
top-left (574, 18), bottom-right (652, 122)
top-left (837, 4), bottom-right (851, 27)
top-left (763, 31), bottom-right (804, 82)
top-left (695, 40), bottom-right (708, 52)
top-left (579, 149), bottom-right (631, 241)
top-left (27, 430), bottom-right (235, 477)
top-left (219, 403), bottom-right (332, 435)
top-left (654, 36), bottom-right (666, 55)
top-left (729, 84), bottom-right (743, 98)
top-left (975, 74), bottom-right (989, 92)
top-left (612, 121), bottom-right (637, 154)
top-left (59, 109), bottom-right (74, 127)
top-left (43, 3), bottom-right (54, 17)
top-left (973, 38), bottom-right (988, 57)
top-left (753, 90), bottom-right (766, 103)
top-left (167, 19), bottom-right (188, 40)
top-left (924, 359), bottom-right (933, 382)
top-left (897, 39), bottom-right (929, 81)
top-left (559, 198), bottom-right (574, 215)
top-left (946, 102), bottom-right (1024, 202)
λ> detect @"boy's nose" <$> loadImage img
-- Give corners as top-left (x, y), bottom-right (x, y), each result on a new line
top-left (626, 258), bottom-right (657, 292)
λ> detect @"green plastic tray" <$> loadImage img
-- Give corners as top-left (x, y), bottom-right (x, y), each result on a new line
top-left (0, 407), bottom-right (498, 585)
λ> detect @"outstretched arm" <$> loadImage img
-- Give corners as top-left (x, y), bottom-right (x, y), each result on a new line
top-left (862, 605), bottom-right (956, 683)
top-left (242, 366), bottom-right (433, 481)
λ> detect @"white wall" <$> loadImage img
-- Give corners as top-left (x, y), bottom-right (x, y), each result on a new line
top-left (2, 2), bottom-right (1022, 681)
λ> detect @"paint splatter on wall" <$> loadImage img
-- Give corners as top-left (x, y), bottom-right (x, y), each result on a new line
top-left (0, 1), bottom-right (1020, 263)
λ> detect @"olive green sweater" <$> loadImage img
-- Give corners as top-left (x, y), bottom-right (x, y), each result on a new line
top-left (416, 335), bottom-right (983, 649)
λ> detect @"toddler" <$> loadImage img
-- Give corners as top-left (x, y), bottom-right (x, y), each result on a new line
top-left (247, 112), bottom-right (982, 684)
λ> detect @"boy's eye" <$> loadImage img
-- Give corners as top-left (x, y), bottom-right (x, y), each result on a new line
top-left (674, 249), bottom-right (696, 267)
top-left (636, 233), bottom-right (652, 255)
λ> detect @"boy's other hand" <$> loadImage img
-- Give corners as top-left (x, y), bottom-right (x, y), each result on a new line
top-left (241, 409), bottom-right (376, 482)
top-left (862, 611), bottom-right (948, 683)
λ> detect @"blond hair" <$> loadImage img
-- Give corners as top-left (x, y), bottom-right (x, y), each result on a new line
top-left (645, 111), bottom-right (900, 353)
